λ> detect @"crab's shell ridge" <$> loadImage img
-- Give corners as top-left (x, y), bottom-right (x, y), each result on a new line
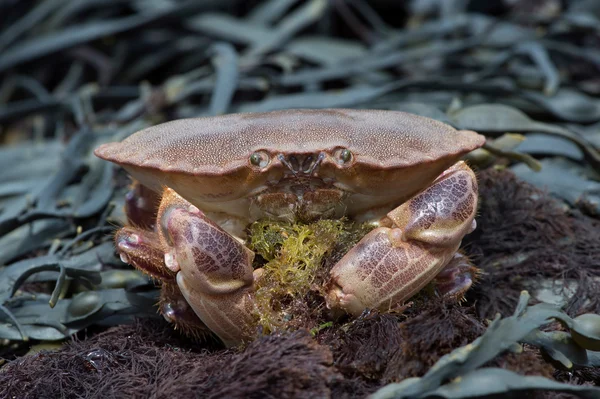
top-left (94, 108), bottom-right (484, 175)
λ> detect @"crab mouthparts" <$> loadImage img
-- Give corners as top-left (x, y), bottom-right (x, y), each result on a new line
top-left (277, 152), bottom-right (326, 178)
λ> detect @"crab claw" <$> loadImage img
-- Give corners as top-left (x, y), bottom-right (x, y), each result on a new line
top-left (326, 161), bottom-right (478, 316)
top-left (158, 188), bottom-right (257, 347)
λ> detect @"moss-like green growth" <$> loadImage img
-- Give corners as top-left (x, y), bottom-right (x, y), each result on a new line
top-left (247, 218), bottom-right (374, 334)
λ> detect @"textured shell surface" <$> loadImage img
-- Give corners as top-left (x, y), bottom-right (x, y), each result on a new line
top-left (94, 109), bottom-right (485, 175)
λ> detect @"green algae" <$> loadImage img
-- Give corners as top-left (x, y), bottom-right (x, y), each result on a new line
top-left (247, 218), bottom-right (373, 334)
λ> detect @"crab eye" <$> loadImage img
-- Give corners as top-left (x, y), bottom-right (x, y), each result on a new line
top-left (334, 148), bottom-right (353, 165)
top-left (249, 151), bottom-right (270, 168)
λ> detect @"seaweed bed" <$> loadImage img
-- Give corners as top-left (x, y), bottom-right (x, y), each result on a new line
top-left (1, 1), bottom-right (600, 398)
top-left (2, 169), bottom-right (599, 398)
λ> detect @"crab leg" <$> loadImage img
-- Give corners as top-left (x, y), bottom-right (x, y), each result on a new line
top-left (155, 188), bottom-right (257, 347)
top-left (326, 161), bottom-right (478, 316)
top-left (116, 224), bottom-right (216, 340)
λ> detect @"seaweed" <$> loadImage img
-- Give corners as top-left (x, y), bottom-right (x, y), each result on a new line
top-left (1, 0), bottom-right (600, 397)
top-left (373, 292), bottom-right (600, 399)
top-left (248, 218), bottom-right (373, 334)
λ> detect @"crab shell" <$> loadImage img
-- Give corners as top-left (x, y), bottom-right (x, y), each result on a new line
top-left (95, 109), bottom-right (484, 225)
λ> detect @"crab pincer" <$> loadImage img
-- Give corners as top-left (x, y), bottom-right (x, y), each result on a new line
top-left (156, 188), bottom-right (258, 346)
top-left (326, 161), bottom-right (479, 316)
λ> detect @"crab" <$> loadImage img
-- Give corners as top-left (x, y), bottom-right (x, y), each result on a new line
top-left (94, 108), bottom-right (485, 347)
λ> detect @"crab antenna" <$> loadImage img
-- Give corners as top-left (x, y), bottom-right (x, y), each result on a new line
top-left (277, 154), bottom-right (298, 177)
top-left (306, 152), bottom-right (326, 175)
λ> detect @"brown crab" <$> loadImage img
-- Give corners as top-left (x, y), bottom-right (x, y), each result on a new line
top-left (95, 109), bottom-right (485, 347)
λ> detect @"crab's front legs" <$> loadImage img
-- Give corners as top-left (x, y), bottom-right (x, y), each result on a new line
top-left (152, 188), bottom-right (258, 347)
top-left (117, 187), bottom-right (258, 347)
top-left (326, 161), bottom-right (479, 316)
